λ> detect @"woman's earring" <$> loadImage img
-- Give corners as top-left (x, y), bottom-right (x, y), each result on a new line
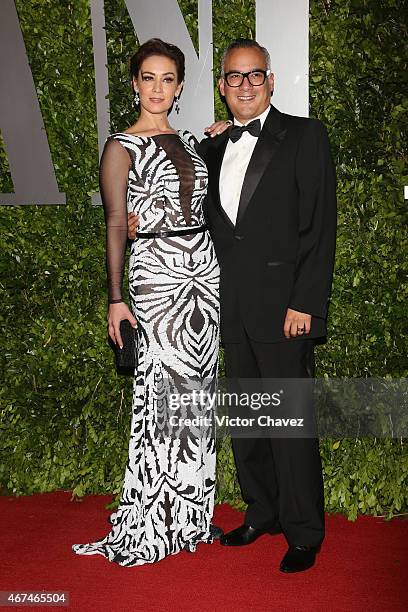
top-left (133, 91), bottom-right (140, 107)
top-left (174, 96), bottom-right (180, 114)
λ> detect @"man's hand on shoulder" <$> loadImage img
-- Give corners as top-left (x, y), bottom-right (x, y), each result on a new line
top-left (283, 308), bottom-right (312, 338)
top-left (127, 212), bottom-right (139, 240)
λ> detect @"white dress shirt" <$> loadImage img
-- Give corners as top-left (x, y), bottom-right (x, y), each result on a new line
top-left (220, 105), bottom-right (271, 225)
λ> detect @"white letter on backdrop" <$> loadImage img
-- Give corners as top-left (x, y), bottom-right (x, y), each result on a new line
top-left (256, 0), bottom-right (309, 117)
top-left (0, 0), bottom-right (66, 205)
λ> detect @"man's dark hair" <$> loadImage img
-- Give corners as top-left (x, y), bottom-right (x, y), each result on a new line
top-left (130, 38), bottom-right (185, 88)
top-left (221, 39), bottom-right (271, 76)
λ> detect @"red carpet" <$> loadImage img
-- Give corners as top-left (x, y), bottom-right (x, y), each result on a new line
top-left (1, 491), bottom-right (407, 611)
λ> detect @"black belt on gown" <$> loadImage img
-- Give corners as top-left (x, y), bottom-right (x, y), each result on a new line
top-left (137, 224), bottom-right (208, 239)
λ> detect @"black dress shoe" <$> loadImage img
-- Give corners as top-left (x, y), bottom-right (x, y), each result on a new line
top-left (183, 524), bottom-right (225, 552)
top-left (220, 523), bottom-right (281, 547)
top-left (279, 545), bottom-right (319, 573)
top-left (210, 523), bottom-right (224, 540)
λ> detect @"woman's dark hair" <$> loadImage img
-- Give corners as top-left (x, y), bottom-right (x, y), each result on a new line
top-left (130, 38), bottom-right (185, 87)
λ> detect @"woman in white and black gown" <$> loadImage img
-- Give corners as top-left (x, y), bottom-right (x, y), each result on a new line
top-left (72, 39), bottom-right (228, 566)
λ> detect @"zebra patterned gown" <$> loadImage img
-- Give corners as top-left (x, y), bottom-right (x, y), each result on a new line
top-left (72, 130), bottom-right (220, 566)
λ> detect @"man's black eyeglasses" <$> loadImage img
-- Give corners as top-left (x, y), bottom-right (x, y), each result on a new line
top-left (223, 69), bottom-right (271, 88)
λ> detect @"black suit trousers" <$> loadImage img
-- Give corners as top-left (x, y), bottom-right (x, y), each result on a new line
top-left (224, 333), bottom-right (325, 547)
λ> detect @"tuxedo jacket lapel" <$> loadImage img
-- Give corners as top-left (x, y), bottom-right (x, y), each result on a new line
top-left (235, 106), bottom-right (287, 227)
top-left (206, 130), bottom-right (235, 229)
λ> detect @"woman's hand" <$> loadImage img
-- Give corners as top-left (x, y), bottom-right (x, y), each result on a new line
top-left (107, 302), bottom-right (137, 348)
top-left (128, 212), bottom-right (139, 240)
top-left (204, 119), bottom-right (232, 138)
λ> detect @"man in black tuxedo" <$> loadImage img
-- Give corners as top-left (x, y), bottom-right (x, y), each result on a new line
top-left (197, 39), bottom-right (336, 573)
top-left (128, 38), bottom-right (336, 573)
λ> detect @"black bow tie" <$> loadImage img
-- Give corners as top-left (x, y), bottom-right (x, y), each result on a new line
top-left (229, 119), bottom-right (261, 143)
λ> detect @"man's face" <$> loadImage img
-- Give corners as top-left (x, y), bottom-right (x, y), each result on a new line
top-left (219, 47), bottom-right (274, 124)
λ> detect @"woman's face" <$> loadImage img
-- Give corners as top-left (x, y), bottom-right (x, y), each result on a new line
top-left (134, 54), bottom-right (183, 116)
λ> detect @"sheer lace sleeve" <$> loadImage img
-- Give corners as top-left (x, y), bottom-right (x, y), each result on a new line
top-left (99, 137), bottom-right (131, 304)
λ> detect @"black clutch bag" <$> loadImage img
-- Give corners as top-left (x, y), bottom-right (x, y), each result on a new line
top-left (109, 319), bottom-right (139, 370)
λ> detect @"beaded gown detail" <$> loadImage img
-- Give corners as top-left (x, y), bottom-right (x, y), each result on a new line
top-left (72, 130), bottom-right (220, 566)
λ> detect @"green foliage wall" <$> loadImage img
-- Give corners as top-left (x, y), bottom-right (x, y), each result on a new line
top-left (0, 0), bottom-right (407, 519)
